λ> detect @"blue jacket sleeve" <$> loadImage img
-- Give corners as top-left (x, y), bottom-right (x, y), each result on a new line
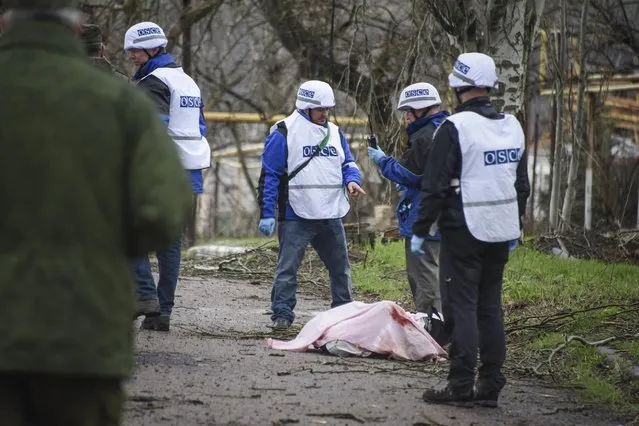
top-left (199, 105), bottom-right (207, 137)
top-left (377, 156), bottom-right (422, 188)
top-left (259, 131), bottom-right (287, 219)
top-left (340, 131), bottom-right (361, 187)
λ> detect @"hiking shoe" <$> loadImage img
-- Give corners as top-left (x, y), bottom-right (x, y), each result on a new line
top-left (474, 387), bottom-right (499, 408)
top-left (272, 318), bottom-right (291, 330)
top-left (135, 299), bottom-right (160, 319)
top-left (422, 386), bottom-right (474, 408)
top-left (141, 314), bottom-right (170, 331)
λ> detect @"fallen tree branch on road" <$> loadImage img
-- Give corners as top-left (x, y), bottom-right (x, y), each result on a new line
top-left (505, 302), bottom-right (639, 334)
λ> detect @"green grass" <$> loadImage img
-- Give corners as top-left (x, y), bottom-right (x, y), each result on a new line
top-left (351, 240), bottom-right (411, 302)
top-left (504, 247), bottom-right (639, 309)
top-left (566, 346), bottom-right (638, 414)
top-left (614, 341), bottom-right (639, 360)
top-left (350, 240), bottom-right (639, 416)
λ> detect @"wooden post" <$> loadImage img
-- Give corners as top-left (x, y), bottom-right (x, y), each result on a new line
top-left (235, 166), bottom-right (242, 233)
top-left (212, 162), bottom-right (220, 237)
top-left (585, 93), bottom-right (595, 230)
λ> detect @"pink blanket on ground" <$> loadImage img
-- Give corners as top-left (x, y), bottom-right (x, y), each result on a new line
top-left (267, 301), bottom-right (447, 361)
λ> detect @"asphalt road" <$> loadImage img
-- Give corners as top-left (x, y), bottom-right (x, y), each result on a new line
top-left (123, 274), bottom-right (628, 426)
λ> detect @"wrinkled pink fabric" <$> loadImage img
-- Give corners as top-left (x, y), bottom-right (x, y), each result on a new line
top-left (267, 301), bottom-right (447, 361)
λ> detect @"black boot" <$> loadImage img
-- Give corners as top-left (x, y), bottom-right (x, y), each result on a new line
top-left (141, 314), bottom-right (170, 331)
top-left (474, 386), bottom-right (499, 408)
top-left (422, 386), bottom-right (474, 408)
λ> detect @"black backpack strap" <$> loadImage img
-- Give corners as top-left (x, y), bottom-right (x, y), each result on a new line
top-left (274, 121), bottom-right (314, 182)
top-left (273, 121), bottom-right (289, 221)
top-left (275, 121), bottom-right (287, 138)
top-left (288, 157), bottom-right (314, 182)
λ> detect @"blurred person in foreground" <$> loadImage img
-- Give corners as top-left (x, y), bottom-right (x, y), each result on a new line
top-left (0, 0), bottom-right (191, 424)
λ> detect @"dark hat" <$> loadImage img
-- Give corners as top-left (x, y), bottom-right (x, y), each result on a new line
top-left (3, 0), bottom-right (79, 9)
top-left (81, 24), bottom-right (102, 45)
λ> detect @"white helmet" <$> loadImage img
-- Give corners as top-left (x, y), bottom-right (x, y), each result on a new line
top-left (124, 22), bottom-right (168, 51)
top-left (397, 82), bottom-right (441, 111)
top-left (448, 52), bottom-right (498, 89)
top-left (295, 80), bottom-right (336, 110)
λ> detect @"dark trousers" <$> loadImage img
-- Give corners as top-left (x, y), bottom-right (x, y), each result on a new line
top-left (131, 237), bottom-right (182, 316)
top-left (439, 226), bottom-right (509, 393)
top-left (0, 373), bottom-right (124, 426)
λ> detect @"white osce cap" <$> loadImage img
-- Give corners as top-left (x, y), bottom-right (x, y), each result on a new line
top-left (124, 22), bottom-right (168, 51)
top-left (397, 82), bottom-right (442, 111)
top-left (295, 80), bottom-right (336, 110)
top-left (448, 52), bottom-right (499, 89)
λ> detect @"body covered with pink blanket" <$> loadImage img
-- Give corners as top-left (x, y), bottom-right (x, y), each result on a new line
top-left (267, 301), bottom-right (446, 361)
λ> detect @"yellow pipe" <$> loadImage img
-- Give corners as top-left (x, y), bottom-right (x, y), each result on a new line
top-left (203, 111), bottom-right (369, 126)
top-left (540, 82), bottom-right (639, 96)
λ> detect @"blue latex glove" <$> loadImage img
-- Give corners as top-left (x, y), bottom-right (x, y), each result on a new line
top-left (258, 218), bottom-right (276, 237)
top-left (508, 239), bottom-right (519, 253)
top-left (367, 146), bottom-right (386, 165)
top-left (395, 183), bottom-right (405, 192)
top-left (410, 235), bottom-right (426, 256)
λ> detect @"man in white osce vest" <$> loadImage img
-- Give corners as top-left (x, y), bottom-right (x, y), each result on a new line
top-left (124, 22), bottom-right (211, 331)
top-left (411, 53), bottom-right (530, 407)
top-left (257, 80), bottom-right (366, 329)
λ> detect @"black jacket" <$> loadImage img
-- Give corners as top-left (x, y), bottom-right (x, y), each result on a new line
top-left (401, 118), bottom-right (439, 175)
top-left (412, 97), bottom-right (531, 237)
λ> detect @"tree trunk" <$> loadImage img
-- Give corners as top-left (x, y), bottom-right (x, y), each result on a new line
top-left (467, 0), bottom-right (545, 115)
top-left (530, 85), bottom-right (541, 226)
top-left (182, 0), bottom-right (195, 247)
top-left (548, 0), bottom-right (568, 231)
top-left (487, 0), bottom-right (528, 113)
top-left (182, 0), bottom-right (192, 75)
top-left (560, 0), bottom-right (589, 229)
top-left (584, 93), bottom-right (595, 230)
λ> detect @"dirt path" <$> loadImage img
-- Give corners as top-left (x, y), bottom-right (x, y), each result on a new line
top-left (124, 275), bottom-right (627, 426)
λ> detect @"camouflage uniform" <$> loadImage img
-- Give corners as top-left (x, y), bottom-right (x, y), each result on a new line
top-left (80, 24), bottom-right (129, 80)
top-left (0, 1), bottom-right (191, 425)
